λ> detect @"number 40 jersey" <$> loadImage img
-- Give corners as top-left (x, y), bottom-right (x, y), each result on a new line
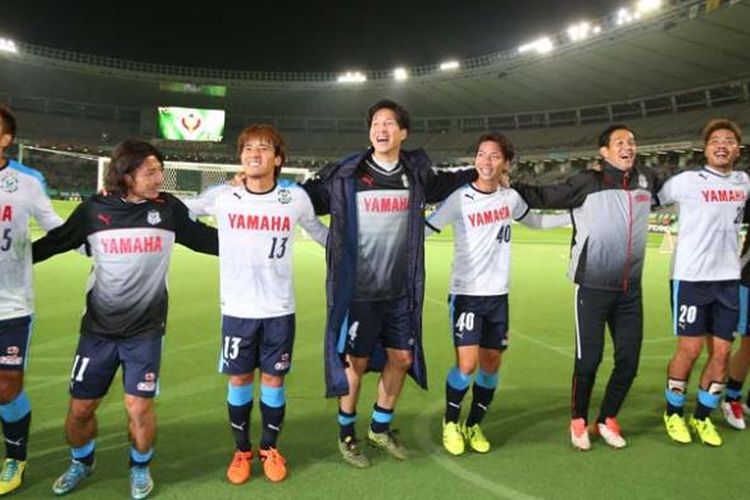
top-left (187, 181), bottom-right (328, 319)
top-left (0, 161), bottom-right (62, 320)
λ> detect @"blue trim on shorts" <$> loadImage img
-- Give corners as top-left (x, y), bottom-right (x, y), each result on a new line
top-left (217, 316), bottom-right (225, 373)
top-left (738, 285), bottom-right (749, 335)
top-left (227, 382), bottom-right (253, 406)
top-left (665, 388), bottom-right (685, 408)
top-left (260, 384), bottom-right (285, 408)
top-left (23, 315), bottom-right (33, 370)
top-left (448, 294), bottom-right (456, 336)
top-left (336, 313), bottom-right (349, 354)
top-left (671, 280), bottom-right (680, 336)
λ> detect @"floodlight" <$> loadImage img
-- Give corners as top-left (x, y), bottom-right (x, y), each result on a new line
top-left (337, 71), bottom-right (367, 83)
top-left (567, 22), bottom-right (592, 42)
top-left (439, 60), bottom-right (460, 71)
top-left (518, 37), bottom-right (554, 55)
top-left (0, 38), bottom-right (18, 54)
top-left (393, 67), bottom-right (408, 81)
top-left (616, 8), bottom-right (634, 25)
top-left (636, 0), bottom-right (662, 13)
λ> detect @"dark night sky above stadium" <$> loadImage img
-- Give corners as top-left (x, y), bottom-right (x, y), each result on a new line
top-left (2, 1), bottom-right (620, 72)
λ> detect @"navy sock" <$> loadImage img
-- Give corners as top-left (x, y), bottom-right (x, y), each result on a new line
top-left (666, 403), bottom-right (684, 417)
top-left (725, 378), bottom-right (743, 402)
top-left (693, 401), bottom-right (713, 420)
top-left (260, 402), bottom-right (285, 450)
top-left (466, 384), bottom-right (496, 427)
top-left (227, 402), bottom-right (252, 452)
top-left (444, 367), bottom-right (471, 423)
top-left (338, 409), bottom-right (357, 442)
top-left (129, 446), bottom-right (154, 467)
top-left (1, 412), bottom-right (30, 461)
top-left (0, 391), bottom-right (31, 461)
top-left (71, 441), bottom-right (95, 466)
top-left (370, 404), bottom-right (393, 434)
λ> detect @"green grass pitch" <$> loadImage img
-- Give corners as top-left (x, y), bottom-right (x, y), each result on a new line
top-left (21, 200), bottom-right (750, 499)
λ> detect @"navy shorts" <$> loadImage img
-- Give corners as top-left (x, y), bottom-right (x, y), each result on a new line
top-left (69, 334), bottom-right (163, 399)
top-left (738, 285), bottom-right (750, 336)
top-left (340, 297), bottom-right (413, 357)
top-left (670, 280), bottom-right (739, 341)
top-left (448, 294), bottom-right (509, 350)
top-left (219, 314), bottom-right (295, 376)
top-left (0, 315), bottom-right (32, 371)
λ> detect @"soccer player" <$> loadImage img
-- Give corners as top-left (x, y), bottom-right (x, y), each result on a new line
top-left (425, 133), bottom-right (569, 455)
top-left (0, 106), bottom-right (63, 495)
top-left (659, 119), bottom-right (749, 446)
top-left (722, 217), bottom-right (750, 430)
top-left (32, 140), bottom-right (218, 499)
top-left (184, 125), bottom-right (327, 484)
top-left (512, 125), bottom-right (662, 450)
top-left (302, 99), bottom-right (476, 467)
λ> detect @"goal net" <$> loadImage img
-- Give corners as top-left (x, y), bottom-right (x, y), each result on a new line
top-left (95, 159), bottom-right (314, 197)
top-left (96, 158), bottom-right (317, 238)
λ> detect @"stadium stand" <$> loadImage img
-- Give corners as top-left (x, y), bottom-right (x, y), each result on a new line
top-left (0, 0), bottom-right (748, 193)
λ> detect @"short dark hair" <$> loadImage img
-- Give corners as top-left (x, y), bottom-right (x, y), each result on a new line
top-left (105, 139), bottom-right (164, 196)
top-left (703, 118), bottom-right (742, 145)
top-left (367, 99), bottom-right (410, 131)
top-left (598, 124), bottom-right (634, 148)
top-left (0, 106), bottom-right (17, 141)
top-left (475, 132), bottom-right (515, 163)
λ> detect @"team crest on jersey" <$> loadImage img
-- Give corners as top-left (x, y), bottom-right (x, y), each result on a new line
top-left (401, 173), bottom-right (410, 188)
top-left (147, 210), bottom-right (161, 225)
top-left (638, 174), bottom-right (648, 189)
top-left (0, 175), bottom-right (18, 193)
top-left (277, 188), bottom-right (292, 204)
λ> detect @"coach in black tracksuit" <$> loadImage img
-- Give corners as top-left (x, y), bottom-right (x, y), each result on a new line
top-left (513, 125), bottom-right (662, 449)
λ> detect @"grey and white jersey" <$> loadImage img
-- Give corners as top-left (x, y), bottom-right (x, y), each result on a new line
top-left (0, 160), bottom-right (62, 320)
top-left (354, 157), bottom-right (410, 301)
top-left (514, 163), bottom-right (662, 291)
top-left (33, 193), bottom-right (218, 339)
top-left (658, 167), bottom-right (750, 282)
top-left (187, 181), bottom-right (328, 318)
top-left (427, 184), bottom-right (529, 295)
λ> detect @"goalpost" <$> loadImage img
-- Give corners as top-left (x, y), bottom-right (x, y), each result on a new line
top-left (96, 158), bottom-right (318, 238)
top-left (95, 158), bottom-right (314, 197)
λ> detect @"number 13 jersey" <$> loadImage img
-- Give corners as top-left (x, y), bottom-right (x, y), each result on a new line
top-left (203, 181), bottom-right (328, 319)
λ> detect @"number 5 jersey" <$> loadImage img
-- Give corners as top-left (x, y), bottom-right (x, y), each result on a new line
top-left (0, 160), bottom-right (62, 320)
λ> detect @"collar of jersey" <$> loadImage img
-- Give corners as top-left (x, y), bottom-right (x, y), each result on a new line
top-left (243, 181), bottom-right (277, 196)
top-left (701, 165), bottom-right (732, 178)
top-left (469, 182), bottom-right (498, 195)
top-left (365, 156), bottom-right (402, 176)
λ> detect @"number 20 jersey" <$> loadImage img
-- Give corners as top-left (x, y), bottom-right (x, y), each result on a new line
top-left (657, 167), bottom-right (750, 281)
top-left (206, 182), bottom-right (327, 319)
top-left (0, 161), bottom-right (62, 320)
